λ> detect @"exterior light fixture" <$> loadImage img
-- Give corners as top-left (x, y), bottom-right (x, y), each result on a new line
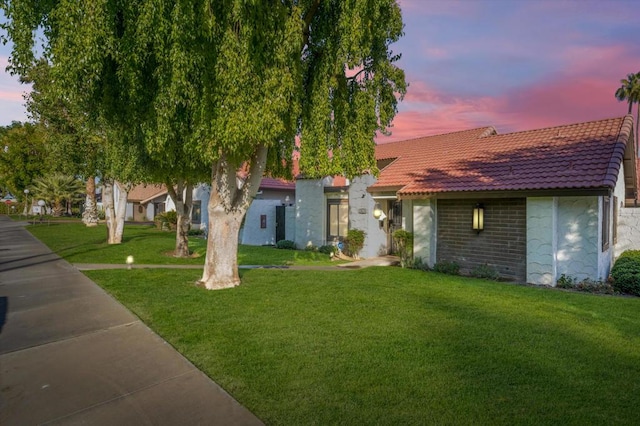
top-left (472, 203), bottom-right (484, 233)
top-left (373, 202), bottom-right (383, 219)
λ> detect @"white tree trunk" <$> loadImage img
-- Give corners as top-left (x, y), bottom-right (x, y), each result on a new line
top-left (103, 180), bottom-right (116, 242)
top-left (200, 196), bottom-right (244, 289)
top-left (199, 145), bottom-right (268, 290)
top-left (104, 180), bottom-right (129, 244)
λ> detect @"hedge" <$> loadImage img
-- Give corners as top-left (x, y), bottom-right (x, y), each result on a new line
top-left (611, 250), bottom-right (640, 296)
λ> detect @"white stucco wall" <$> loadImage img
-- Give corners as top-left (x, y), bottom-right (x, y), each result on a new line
top-left (526, 198), bottom-right (556, 285)
top-left (413, 199), bottom-right (437, 266)
top-left (617, 208), bottom-right (640, 256)
top-left (295, 179), bottom-right (327, 249)
top-left (527, 196), bottom-right (605, 285)
top-left (557, 196), bottom-right (599, 282)
top-left (241, 199), bottom-right (282, 245)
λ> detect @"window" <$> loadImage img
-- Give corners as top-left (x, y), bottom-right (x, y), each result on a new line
top-left (602, 196), bottom-right (610, 251)
top-left (327, 199), bottom-right (348, 242)
top-left (191, 200), bottom-right (202, 224)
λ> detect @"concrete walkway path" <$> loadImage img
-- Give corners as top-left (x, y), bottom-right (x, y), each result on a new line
top-left (0, 217), bottom-right (262, 425)
top-left (73, 255), bottom-right (400, 272)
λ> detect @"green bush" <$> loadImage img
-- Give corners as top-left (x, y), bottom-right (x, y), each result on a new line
top-left (410, 257), bottom-right (430, 271)
top-left (556, 274), bottom-right (616, 295)
top-left (393, 229), bottom-right (413, 268)
top-left (319, 245), bottom-right (338, 255)
top-left (433, 260), bottom-right (460, 275)
top-left (470, 263), bottom-right (500, 281)
top-left (611, 250), bottom-right (640, 296)
top-left (276, 240), bottom-right (296, 250)
top-left (344, 229), bottom-right (366, 258)
top-left (163, 210), bottom-right (178, 226)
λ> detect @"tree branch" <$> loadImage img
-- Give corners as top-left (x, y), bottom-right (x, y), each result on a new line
top-left (302, 0), bottom-right (322, 50)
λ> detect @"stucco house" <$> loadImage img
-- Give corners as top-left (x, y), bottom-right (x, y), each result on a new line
top-left (294, 115), bottom-right (637, 285)
top-left (123, 178), bottom-right (295, 245)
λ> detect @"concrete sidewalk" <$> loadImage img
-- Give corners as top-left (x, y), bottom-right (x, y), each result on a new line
top-left (0, 217), bottom-right (262, 425)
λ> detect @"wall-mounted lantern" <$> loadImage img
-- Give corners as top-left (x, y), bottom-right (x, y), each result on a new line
top-left (373, 202), bottom-right (387, 229)
top-left (373, 202), bottom-right (383, 219)
top-left (472, 203), bottom-right (484, 233)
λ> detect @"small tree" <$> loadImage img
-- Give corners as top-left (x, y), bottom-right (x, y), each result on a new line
top-left (31, 173), bottom-right (84, 216)
top-left (344, 229), bottom-right (366, 259)
top-left (392, 229), bottom-right (413, 268)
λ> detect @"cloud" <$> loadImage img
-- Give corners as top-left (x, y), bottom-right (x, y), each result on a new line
top-left (381, 41), bottom-right (640, 141)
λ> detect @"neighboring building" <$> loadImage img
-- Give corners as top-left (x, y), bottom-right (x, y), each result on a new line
top-left (295, 115), bottom-right (638, 285)
top-left (122, 178), bottom-right (295, 244)
top-left (239, 177), bottom-right (296, 246)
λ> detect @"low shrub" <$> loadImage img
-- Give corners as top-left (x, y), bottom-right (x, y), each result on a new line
top-left (611, 250), bottom-right (640, 296)
top-left (188, 228), bottom-right (204, 236)
top-left (344, 229), bottom-right (366, 258)
top-left (470, 263), bottom-right (500, 281)
top-left (319, 245), bottom-right (338, 255)
top-left (410, 257), bottom-right (430, 271)
top-left (276, 240), bottom-right (296, 250)
top-left (433, 260), bottom-right (460, 275)
top-left (304, 244), bottom-right (318, 252)
top-left (393, 229), bottom-right (413, 268)
top-left (556, 274), bottom-right (617, 295)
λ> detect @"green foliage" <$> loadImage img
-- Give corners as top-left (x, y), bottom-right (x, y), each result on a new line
top-left (410, 256), bottom-right (431, 271)
top-left (276, 240), bottom-right (296, 250)
top-left (470, 263), bottom-right (500, 281)
top-left (0, 122), bottom-right (50, 196)
top-left (304, 244), bottom-right (318, 252)
top-left (556, 274), bottom-right (616, 295)
top-left (155, 211), bottom-right (178, 230)
top-left (392, 229), bottom-right (413, 268)
top-left (611, 250), bottom-right (640, 296)
top-left (433, 260), bottom-right (460, 275)
top-left (344, 229), bottom-right (366, 257)
top-left (30, 172), bottom-right (84, 216)
top-left (2, 0), bottom-right (406, 182)
top-left (319, 245), bottom-right (338, 255)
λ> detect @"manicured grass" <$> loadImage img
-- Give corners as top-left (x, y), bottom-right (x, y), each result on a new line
top-left (85, 267), bottom-right (640, 425)
top-left (26, 222), bottom-right (336, 266)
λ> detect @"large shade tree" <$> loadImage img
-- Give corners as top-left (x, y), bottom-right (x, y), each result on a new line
top-left (0, 122), bottom-right (49, 197)
top-left (2, 0), bottom-right (407, 289)
top-left (22, 59), bottom-right (104, 226)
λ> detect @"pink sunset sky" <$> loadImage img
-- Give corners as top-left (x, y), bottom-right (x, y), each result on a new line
top-left (1, 0), bottom-right (639, 142)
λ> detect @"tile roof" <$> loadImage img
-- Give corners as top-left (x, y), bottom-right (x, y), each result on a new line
top-left (128, 184), bottom-right (167, 202)
top-left (369, 116), bottom-right (635, 196)
top-left (259, 177), bottom-right (295, 190)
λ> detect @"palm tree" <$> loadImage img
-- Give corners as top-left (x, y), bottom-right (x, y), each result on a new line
top-left (615, 72), bottom-right (640, 148)
top-left (31, 173), bottom-right (84, 216)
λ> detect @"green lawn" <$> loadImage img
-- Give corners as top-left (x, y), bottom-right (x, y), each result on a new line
top-left (83, 267), bottom-right (640, 425)
top-left (26, 222), bottom-right (336, 266)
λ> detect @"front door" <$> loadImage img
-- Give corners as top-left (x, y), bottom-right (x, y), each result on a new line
top-left (275, 205), bottom-right (286, 243)
top-left (388, 200), bottom-right (402, 253)
top-left (327, 198), bottom-right (349, 244)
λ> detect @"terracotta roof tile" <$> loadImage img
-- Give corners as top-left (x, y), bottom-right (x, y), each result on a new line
top-left (259, 177), bottom-right (295, 190)
top-left (128, 184), bottom-right (166, 202)
top-left (369, 116), bottom-right (634, 196)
